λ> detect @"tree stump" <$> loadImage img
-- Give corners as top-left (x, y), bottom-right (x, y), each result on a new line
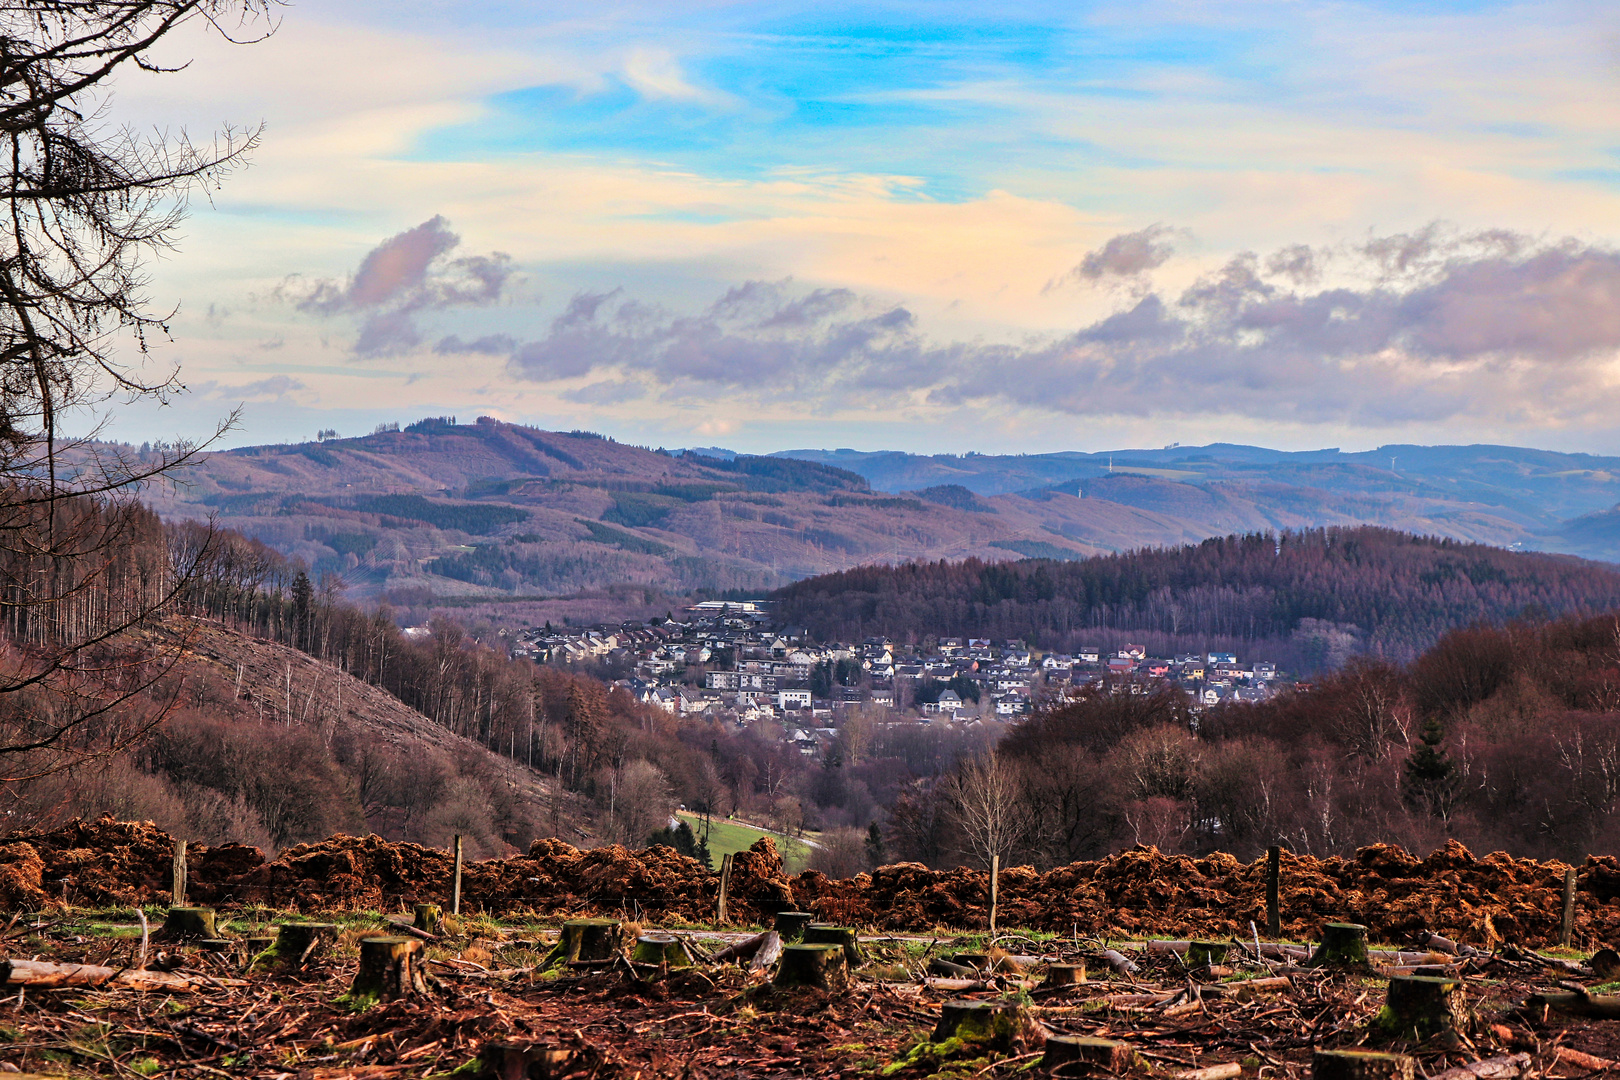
top-left (1187, 941), bottom-right (1230, 968)
top-left (1307, 923), bottom-right (1370, 969)
top-left (345, 936), bottom-right (427, 1006)
top-left (547, 918), bottom-right (622, 969)
top-left (1042, 1036), bottom-right (1134, 1071)
top-left (1592, 947), bottom-right (1620, 981)
top-left (470, 1042), bottom-right (573, 1079)
top-left (932, 999), bottom-right (1029, 1050)
top-left (1378, 976), bottom-right (1468, 1041)
top-left (802, 924), bottom-right (862, 966)
top-left (772, 943), bottom-right (849, 991)
top-left (158, 907), bottom-right (217, 940)
top-left (245, 935), bottom-right (275, 955)
top-left (1044, 963), bottom-right (1086, 987)
top-left (253, 922), bottom-right (338, 971)
top-left (630, 934), bottom-right (692, 969)
top-left (414, 904), bottom-right (442, 935)
top-left (774, 911), bottom-right (815, 943)
top-left (1314, 1049), bottom-right (1415, 1080)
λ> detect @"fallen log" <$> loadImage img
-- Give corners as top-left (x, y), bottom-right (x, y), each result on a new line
top-left (1175, 1064), bottom-right (1242, 1080)
top-left (0, 959), bottom-right (228, 992)
top-left (711, 930), bottom-right (774, 964)
top-left (1552, 1048), bottom-right (1619, 1072)
top-left (1429, 1053), bottom-right (1531, 1080)
top-left (1099, 949), bottom-right (1139, 977)
top-left (1529, 990), bottom-right (1620, 1020)
top-left (384, 917), bottom-right (439, 941)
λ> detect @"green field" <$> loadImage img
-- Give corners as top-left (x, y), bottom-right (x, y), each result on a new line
top-left (677, 812), bottom-right (816, 874)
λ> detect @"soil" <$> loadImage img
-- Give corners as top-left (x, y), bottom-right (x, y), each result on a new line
top-left (0, 908), bottom-right (1617, 1079)
top-left (7, 818), bottom-right (1620, 951)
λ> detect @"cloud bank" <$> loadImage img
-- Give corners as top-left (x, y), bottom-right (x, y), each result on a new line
top-left (312, 219), bottom-right (1620, 430)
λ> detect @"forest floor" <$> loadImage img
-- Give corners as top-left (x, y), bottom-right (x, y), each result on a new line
top-left (1, 908), bottom-right (1618, 1079)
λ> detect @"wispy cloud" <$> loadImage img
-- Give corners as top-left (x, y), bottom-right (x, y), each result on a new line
top-left (282, 216), bottom-right (513, 355)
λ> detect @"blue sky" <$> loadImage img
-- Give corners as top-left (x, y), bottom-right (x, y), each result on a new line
top-left (99, 0), bottom-right (1620, 455)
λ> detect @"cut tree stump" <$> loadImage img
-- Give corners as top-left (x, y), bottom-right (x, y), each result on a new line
top-left (1044, 963), bottom-right (1086, 987)
top-left (932, 999), bottom-right (1030, 1050)
top-left (1307, 923), bottom-right (1371, 969)
top-left (772, 943), bottom-right (849, 991)
top-left (469, 1042), bottom-right (573, 1079)
top-left (414, 904), bottom-right (442, 935)
top-left (253, 922), bottom-right (338, 970)
top-left (158, 907), bottom-right (217, 940)
top-left (345, 936), bottom-right (427, 1006)
top-left (1378, 975), bottom-right (1468, 1040)
top-left (630, 934), bottom-right (693, 969)
top-left (1042, 1036), bottom-right (1134, 1071)
top-left (1314, 1049), bottom-right (1416, 1080)
top-left (1187, 941), bottom-right (1230, 967)
top-left (546, 918), bottom-right (622, 969)
top-left (774, 911), bottom-right (814, 942)
top-left (802, 924), bottom-right (862, 966)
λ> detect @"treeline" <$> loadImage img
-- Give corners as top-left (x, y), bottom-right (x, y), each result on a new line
top-left (773, 527), bottom-right (1620, 665)
top-left (896, 612), bottom-right (1620, 870)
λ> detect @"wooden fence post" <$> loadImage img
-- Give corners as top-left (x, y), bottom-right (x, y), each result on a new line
top-left (717, 852), bottom-right (733, 925)
top-left (172, 840), bottom-right (187, 907)
top-left (1561, 866), bottom-right (1577, 948)
top-left (451, 835), bottom-right (463, 917)
top-left (1266, 845), bottom-right (1281, 937)
top-left (989, 853), bottom-right (1000, 938)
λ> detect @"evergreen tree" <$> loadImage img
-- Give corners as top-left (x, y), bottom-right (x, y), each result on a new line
top-left (865, 821), bottom-right (887, 869)
top-left (1403, 717), bottom-right (1460, 819)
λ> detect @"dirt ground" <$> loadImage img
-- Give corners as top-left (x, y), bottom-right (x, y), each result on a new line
top-left (0, 912), bottom-right (1616, 1079)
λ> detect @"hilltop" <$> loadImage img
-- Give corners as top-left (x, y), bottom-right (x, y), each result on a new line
top-left (771, 526), bottom-right (1620, 664)
top-left (133, 422), bottom-right (1620, 628)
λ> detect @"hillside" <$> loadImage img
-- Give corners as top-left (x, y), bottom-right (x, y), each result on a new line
top-left (19, 616), bottom-right (573, 857)
top-left (143, 419), bottom-right (1116, 605)
top-left (125, 423), bottom-right (1620, 633)
top-left (771, 526), bottom-right (1620, 664)
top-left (778, 442), bottom-right (1620, 559)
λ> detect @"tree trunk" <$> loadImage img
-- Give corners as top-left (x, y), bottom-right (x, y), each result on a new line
top-left (932, 999), bottom-right (1032, 1050)
top-left (802, 924), bottom-right (862, 966)
top-left (547, 918), bottom-right (621, 969)
top-left (0, 958), bottom-right (221, 993)
top-left (1042, 1036), bottom-right (1134, 1070)
top-left (774, 911), bottom-right (814, 943)
top-left (1308, 923), bottom-right (1370, 969)
top-left (1378, 975), bottom-right (1468, 1040)
top-left (1044, 963), bottom-right (1086, 987)
top-left (1314, 1050), bottom-right (1416, 1080)
top-left (253, 922), bottom-right (338, 971)
top-left (345, 936), bottom-right (427, 1006)
top-left (1187, 941), bottom-right (1230, 968)
top-left (772, 943), bottom-right (849, 991)
top-left (630, 934), bottom-right (693, 969)
top-left (158, 907), bottom-right (216, 941)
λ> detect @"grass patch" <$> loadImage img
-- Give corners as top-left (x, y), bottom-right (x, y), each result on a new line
top-left (677, 813), bottom-right (815, 874)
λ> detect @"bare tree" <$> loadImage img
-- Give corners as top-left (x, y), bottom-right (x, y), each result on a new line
top-left (0, 1), bottom-right (273, 775)
top-left (942, 750), bottom-right (1021, 870)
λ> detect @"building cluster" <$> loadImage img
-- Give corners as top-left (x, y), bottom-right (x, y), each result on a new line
top-left (507, 601), bottom-right (1291, 745)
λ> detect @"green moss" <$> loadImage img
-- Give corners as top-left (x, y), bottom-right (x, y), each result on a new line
top-left (129, 1057), bottom-right (162, 1076)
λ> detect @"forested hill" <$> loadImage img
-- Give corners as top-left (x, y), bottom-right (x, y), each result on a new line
top-left (772, 527), bottom-right (1620, 666)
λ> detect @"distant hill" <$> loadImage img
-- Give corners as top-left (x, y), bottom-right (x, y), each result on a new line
top-left (777, 443), bottom-right (1620, 561)
top-left (144, 418), bottom-right (1115, 604)
top-left (137, 422), bottom-right (1620, 620)
top-left (771, 527), bottom-right (1620, 666)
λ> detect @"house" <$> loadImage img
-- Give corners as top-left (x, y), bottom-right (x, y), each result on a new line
top-left (1208, 652), bottom-right (1237, 665)
top-left (777, 688), bottom-right (812, 711)
top-left (1077, 647), bottom-right (1101, 663)
top-left (705, 670), bottom-right (740, 691)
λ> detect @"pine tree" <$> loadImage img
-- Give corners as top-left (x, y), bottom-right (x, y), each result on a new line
top-left (1403, 717), bottom-right (1460, 819)
top-left (865, 821), bottom-right (887, 869)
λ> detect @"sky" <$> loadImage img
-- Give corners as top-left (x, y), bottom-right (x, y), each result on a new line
top-left (94, 0), bottom-right (1620, 456)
